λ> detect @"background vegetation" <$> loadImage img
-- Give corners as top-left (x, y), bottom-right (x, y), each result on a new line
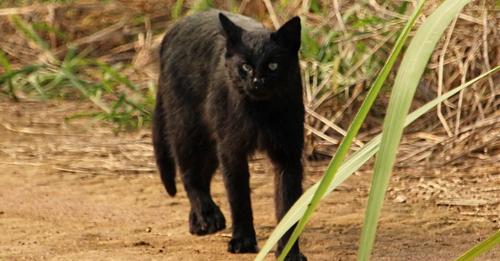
top-left (1, 0), bottom-right (497, 164)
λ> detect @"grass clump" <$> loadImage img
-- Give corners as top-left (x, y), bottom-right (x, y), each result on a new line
top-left (1, 13), bottom-right (155, 130)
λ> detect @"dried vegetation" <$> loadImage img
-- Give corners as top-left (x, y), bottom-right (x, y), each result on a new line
top-left (0, 0), bottom-right (498, 199)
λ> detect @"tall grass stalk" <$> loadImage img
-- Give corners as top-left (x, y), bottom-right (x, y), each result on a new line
top-left (358, 0), bottom-right (470, 259)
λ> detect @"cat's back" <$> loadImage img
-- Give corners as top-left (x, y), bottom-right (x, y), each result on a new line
top-left (161, 10), bottom-right (221, 58)
top-left (160, 10), bottom-right (265, 69)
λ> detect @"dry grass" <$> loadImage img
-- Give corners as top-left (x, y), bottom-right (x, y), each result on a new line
top-left (0, 0), bottom-right (498, 166)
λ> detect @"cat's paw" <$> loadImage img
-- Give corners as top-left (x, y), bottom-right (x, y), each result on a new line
top-left (283, 252), bottom-right (307, 261)
top-left (189, 204), bottom-right (226, 235)
top-left (227, 237), bottom-right (258, 253)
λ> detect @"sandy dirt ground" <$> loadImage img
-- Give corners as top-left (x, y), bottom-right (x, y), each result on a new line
top-left (0, 100), bottom-right (499, 261)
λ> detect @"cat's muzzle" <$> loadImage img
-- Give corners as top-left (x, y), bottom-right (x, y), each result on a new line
top-left (247, 78), bottom-right (271, 100)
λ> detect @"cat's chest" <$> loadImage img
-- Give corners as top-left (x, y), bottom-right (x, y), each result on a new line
top-left (229, 103), bottom-right (284, 141)
top-left (205, 87), bottom-right (287, 143)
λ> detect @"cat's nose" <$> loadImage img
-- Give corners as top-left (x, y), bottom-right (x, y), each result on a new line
top-left (252, 77), bottom-right (265, 89)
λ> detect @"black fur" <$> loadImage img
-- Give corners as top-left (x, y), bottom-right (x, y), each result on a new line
top-left (153, 10), bottom-right (306, 260)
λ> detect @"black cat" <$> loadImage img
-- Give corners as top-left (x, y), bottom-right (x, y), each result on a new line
top-left (152, 10), bottom-right (306, 260)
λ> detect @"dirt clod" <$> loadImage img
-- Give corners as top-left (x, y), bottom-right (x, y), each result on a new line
top-left (132, 241), bottom-right (151, 247)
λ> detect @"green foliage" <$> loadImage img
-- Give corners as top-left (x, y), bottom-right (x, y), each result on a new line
top-left (11, 15), bottom-right (50, 51)
top-left (0, 15), bottom-right (154, 130)
top-left (300, 25), bottom-right (321, 60)
top-left (0, 50), bottom-right (17, 100)
top-left (308, 0), bottom-right (321, 13)
top-left (351, 15), bottom-right (384, 29)
top-left (172, 0), bottom-right (185, 20)
top-left (191, 0), bottom-right (213, 13)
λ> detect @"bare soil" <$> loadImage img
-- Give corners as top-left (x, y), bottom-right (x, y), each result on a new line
top-left (0, 100), bottom-right (499, 261)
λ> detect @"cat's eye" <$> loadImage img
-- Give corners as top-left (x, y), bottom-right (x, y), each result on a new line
top-left (241, 64), bottom-right (253, 73)
top-left (268, 62), bottom-right (278, 71)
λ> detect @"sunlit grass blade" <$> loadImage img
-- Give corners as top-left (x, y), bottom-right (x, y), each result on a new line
top-left (455, 230), bottom-right (500, 261)
top-left (270, 1), bottom-right (427, 260)
top-left (358, 0), bottom-right (471, 260)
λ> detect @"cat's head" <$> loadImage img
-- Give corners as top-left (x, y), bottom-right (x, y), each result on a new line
top-left (219, 13), bottom-right (301, 100)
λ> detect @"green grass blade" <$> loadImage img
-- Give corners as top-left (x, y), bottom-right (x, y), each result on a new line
top-left (358, 0), bottom-right (471, 260)
top-left (61, 67), bottom-right (111, 114)
top-left (0, 50), bottom-right (16, 99)
top-left (190, 0), bottom-right (213, 13)
top-left (95, 62), bottom-right (140, 91)
top-left (10, 15), bottom-right (50, 51)
top-left (0, 65), bottom-right (43, 84)
top-left (0, 50), bottom-right (12, 71)
top-left (455, 230), bottom-right (500, 261)
top-left (28, 74), bottom-right (48, 100)
top-left (272, 1), bottom-right (427, 260)
top-left (171, 0), bottom-right (185, 20)
top-left (255, 60), bottom-right (496, 261)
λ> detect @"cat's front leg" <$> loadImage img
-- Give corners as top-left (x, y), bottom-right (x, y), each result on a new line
top-left (218, 148), bottom-right (258, 253)
top-left (269, 152), bottom-right (307, 261)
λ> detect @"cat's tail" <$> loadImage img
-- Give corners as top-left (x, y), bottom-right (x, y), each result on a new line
top-left (152, 94), bottom-right (177, 197)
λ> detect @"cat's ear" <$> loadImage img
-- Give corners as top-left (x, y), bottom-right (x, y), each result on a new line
top-left (271, 16), bottom-right (301, 53)
top-left (219, 13), bottom-right (243, 46)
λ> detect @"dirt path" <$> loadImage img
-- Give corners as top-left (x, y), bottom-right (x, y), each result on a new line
top-left (0, 101), bottom-right (499, 260)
